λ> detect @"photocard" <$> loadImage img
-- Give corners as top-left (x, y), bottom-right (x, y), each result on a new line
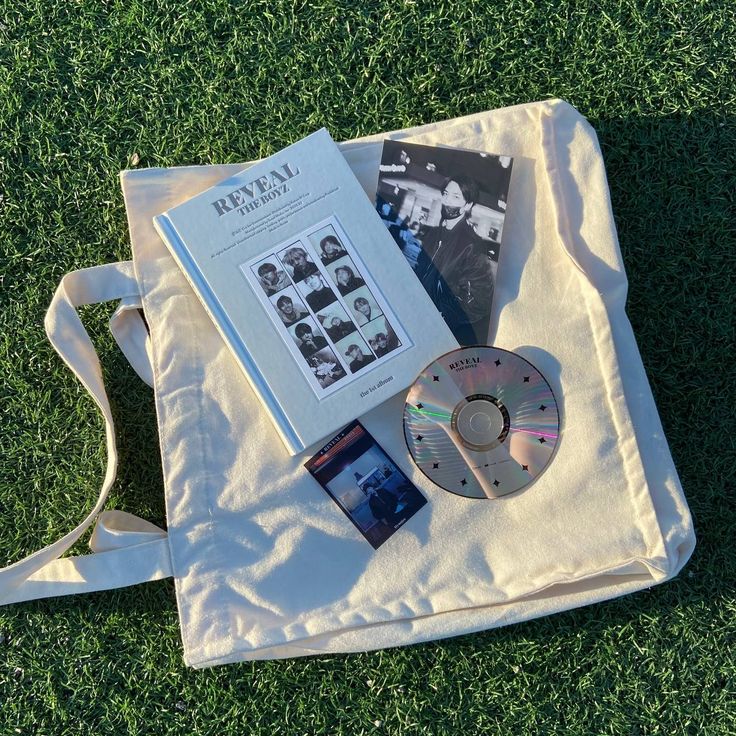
top-left (347, 285), bottom-right (383, 327)
top-left (309, 224), bottom-right (348, 265)
top-left (305, 420), bottom-right (428, 550)
top-left (269, 285), bottom-right (310, 327)
top-left (335, 334), bottom-right (375, 374)
top-left (277, 242), bottom-right (319, 282)
top-left (328, 255), bottom-right (365, 296)
top-left (306, 347), bottom-right (347, 389)
top-left (249, 255), bottom-right (291, 296)
top-left (362, 316), bottom-right (401, 358)
top-left (316, 304), bottom-right (357, 342)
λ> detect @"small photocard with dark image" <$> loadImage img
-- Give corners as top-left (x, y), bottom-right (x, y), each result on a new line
top-left (288, 318), bottom-right (328, 358)
top-left (296, 271), bottom-right (338, 313)
top-left (305, 420), bottom-right (428, 549)
top-left (348, 285), bottom-right (382, 327)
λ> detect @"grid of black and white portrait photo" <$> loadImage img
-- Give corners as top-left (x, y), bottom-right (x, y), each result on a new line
top-left (376, 140), bottom-right (513, 346)
top-left (240, 215), bottom-right (410, 397)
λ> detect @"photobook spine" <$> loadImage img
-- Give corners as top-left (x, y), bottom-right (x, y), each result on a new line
top-left (153, 213), bottom-right (303, 455)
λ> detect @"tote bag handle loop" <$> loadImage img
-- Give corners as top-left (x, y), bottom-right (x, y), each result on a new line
top-left (0, 262), bottom-right (172, 605)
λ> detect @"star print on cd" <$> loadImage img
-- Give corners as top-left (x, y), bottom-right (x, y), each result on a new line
top-left (403, 346), bottom-right (560, 500)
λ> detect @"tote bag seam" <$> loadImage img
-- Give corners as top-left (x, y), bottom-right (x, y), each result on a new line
top-left (129, 174), bottom-right (202, 650)
top-left (183, 552), bottom-right (663, 666)
top-left (188, 572), bottom-right (658, 667)
top-left (540, 107), bottom-right (669, 569)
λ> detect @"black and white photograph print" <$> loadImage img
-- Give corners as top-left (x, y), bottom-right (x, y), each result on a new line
top-left (269, 285), bottom-right (309, 327)
top-left (347, 285), bottom-right (382, 327)
top-left (328, 256), bottom-right (365, 296)
top-left (277, 243), bottom-right (319, 282)
top-left (306, 347), bottom-right (346, 389)
top-left (309, 225), bottom-right (348, 265)
top-left (249, 256), bottom-right (291, 296)
top-left (288, 318), bottom-right (328, 358)
top-left (335, 334), bottom-right (375, 374)
top-left (362, 316), bottom-right (401, 358)
top-left (296, 271), bottom-right (338, 312)
top-left (376, 139), bottom-right (513, 346)
top-left (242, 215), bottom-right (413, 400)
top-left (304, 420), bottom-right (428, 550)
top-left (315, 304), bottom-right (357, 342)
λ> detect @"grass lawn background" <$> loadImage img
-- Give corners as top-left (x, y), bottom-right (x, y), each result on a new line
top-left (1, 1), bottom-right (734, 733)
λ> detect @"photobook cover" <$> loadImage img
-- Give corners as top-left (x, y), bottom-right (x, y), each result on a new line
top-left (154, 129), bottom-right (458, 455)
top-left (376, 140), bottom-right (513, 345)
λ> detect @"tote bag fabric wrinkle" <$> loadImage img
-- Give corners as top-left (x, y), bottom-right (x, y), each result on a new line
top-left (0, 100), bottom-right (694, 669)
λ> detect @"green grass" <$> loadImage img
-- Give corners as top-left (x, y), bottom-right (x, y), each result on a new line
top-left (1, 0), bottom-right (735, 733)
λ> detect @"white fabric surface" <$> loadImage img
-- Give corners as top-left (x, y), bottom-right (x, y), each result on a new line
top-left (0, 100), bottom-right (694, 669)
top-left (121, 99), bottom-right (694, 667)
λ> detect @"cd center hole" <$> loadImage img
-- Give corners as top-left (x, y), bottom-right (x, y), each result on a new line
top-left (470, 412), bottom-right (493, 433)
top-left (457, 400), bottom-right (503, 443)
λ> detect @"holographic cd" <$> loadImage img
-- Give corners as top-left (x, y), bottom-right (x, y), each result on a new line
top-left (403, 346), bottom-right (560, 499)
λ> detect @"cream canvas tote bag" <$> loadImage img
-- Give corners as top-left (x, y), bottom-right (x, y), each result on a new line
top-left (0, 100), bottom-right (695, 669)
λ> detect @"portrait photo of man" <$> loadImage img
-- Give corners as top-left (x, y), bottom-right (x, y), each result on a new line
top-left (333, 263), bottom-right (365, 296)
top-left (318, 234), bottom-right (347, 265)
top-left (343, 342), bottom-right (376, 374)
top-left (280, 246), bottom-right (319, 282)
top-left (255, 260), bottom-right (289, 296)
top-left (376, 140), bottom-right (513, 345)
top-left (325, 315), bottom-right (356, 341)
top-left (294, 322), bottom-right (328, 358)
top-left (317, 305), bottom-right (357, 342)
top-left (348, 287), bottom-right (382, 327)
top-left (273, 291), bottom-right (309, 326)
top-left (414, 175), bottom-right (495, 344)
top-left (363, 316), bottom-right (400, 358)
top-left (300, 273), bottom-right (337, 312)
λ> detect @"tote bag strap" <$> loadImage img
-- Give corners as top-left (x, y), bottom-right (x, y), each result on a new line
top-left (0, 262), bottom-right (172, 605)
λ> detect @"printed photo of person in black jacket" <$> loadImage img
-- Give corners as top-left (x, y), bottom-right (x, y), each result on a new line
top-left (414, 175), bottom-right (494, 345)
top-left (376, 139), bottom-right (512, 347)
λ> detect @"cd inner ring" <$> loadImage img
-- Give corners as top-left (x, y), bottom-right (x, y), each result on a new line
top-left (450, 393), bottom-right (511, 452)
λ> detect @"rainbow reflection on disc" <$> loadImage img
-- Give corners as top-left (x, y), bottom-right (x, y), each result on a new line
top-left (403, 346), bottom-right (560, 499)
